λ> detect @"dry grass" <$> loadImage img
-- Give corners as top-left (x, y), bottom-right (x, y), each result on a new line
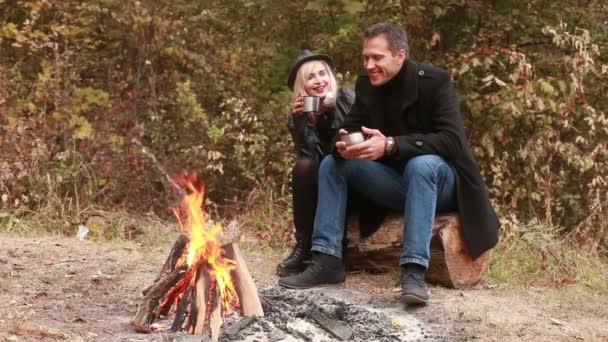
top-left (487, 219), bottom-right (608, 297)
top-left (3, 186), bottom-right (608, 299)
top-left (0, 206), bottom-right (178, 250)
top-left (233, 187), bottom-right (293, 253)
top-left (0, 185), bottom-right (293, 252)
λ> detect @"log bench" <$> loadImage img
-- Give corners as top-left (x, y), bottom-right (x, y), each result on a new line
top-left (344, 213), bottom-right (490, 289)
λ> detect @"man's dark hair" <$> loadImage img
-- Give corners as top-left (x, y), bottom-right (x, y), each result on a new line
top-left (363, 22), bottom-right (409, 57)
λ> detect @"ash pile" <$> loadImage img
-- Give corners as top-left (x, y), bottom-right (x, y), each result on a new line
top-left (219, 286), bottom-right (419, 342)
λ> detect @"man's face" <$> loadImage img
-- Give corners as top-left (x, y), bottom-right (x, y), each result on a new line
top-left (362, 35), bottom-right (406, 86)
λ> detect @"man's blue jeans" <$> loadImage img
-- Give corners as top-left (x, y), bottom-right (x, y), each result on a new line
top-left (311, 154), bottom-right (457, 268)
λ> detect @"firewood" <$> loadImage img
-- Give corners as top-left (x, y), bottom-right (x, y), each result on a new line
top-left (161, 234), bottom-right (189, 274)
top-left (223, 316), bottom-right (255, 339)
top-left (192, 269), bottom-right (211, 334)
top-left (172, 282), bottom-right (193, 332)
top-left (132, 138), bottom-right (186, 199)
top-left (223, 243), bottom-right (264, 317)
top-left (142, 222), bottom-right (241, 297)
top-left (209, 291), bottom-right (222, 342)
top-left (157, 266), bottom-right (197, 319)
top-left (132, 222), bottom-right (261, 336)
top-left (345, 213), bottom-right (490, 288)
top-left (131, 265), bottom-right (188, 332)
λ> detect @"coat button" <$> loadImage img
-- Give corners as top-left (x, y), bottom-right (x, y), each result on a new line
top-left (418, 70), bottom-right (424, 76)
top-left (415, 141), bottom-right (423, 146)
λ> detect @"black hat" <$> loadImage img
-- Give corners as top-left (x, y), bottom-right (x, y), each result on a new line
top-left (287, 50), bottom-right (334, 90)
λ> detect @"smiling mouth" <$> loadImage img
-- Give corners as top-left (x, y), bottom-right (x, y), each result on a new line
top-left (312, 85), bottom-right (326, 93)
top-left (368, 70), bottom-right (381, 78)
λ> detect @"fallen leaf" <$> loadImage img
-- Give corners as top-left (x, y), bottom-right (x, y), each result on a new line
top-left (12, 264), bottom-right (25, 271)
top-left (554, 277), bottom-right (574, 285)
top-left (34, 292), bottom-right (48, 299)
top-left (150, 323), bottom-right (165, 332)
top-left (91, 271), bottom-right (113, 283)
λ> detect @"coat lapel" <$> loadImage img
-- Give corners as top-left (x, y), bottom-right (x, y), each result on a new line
top-left (356, 60), bottom-right (420, 130)
top-left (400, 59), bottom-right (419, 112)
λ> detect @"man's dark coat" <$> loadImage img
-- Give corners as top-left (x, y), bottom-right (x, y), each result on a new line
top-left (340, 59), bottom-right (500, 259)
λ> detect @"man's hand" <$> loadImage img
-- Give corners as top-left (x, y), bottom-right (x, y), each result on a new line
top-left (336, 127), bottom-right (387, 160)
top-left (346, 126), bottom-right (386, 160)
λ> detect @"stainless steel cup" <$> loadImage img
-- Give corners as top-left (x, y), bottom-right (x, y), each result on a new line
top-left (341, 132), bottom-right (365, 146)
top-left (302, 96), bottom-right (320, 113)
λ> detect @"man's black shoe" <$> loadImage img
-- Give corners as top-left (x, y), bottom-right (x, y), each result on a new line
top-left (278, 252), bottom-right (345, 289)
top-left (276, 239), bottom-right (311, 277)
top-left (401, 271), bottom-right (429, 306)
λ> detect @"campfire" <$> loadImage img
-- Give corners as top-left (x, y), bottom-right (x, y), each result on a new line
top-left (131, 172), bottom-right (264, 340)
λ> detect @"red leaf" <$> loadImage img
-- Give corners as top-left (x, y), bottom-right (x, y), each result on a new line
top-left (554, 277), bottom-right (574, 286)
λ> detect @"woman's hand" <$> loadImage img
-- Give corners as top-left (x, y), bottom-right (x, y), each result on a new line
top-left (336, 129), bottom-right (355, 159)
top-left (292, 94), bottom-right (304, 115)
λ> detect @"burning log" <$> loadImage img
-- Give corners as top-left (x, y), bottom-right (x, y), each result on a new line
top-left (222, 243), bottom-right (264, 317)
top-left (131, 173), bottom-right (263, 340)
top-left (209, 291), bottom-right (222, 341)
top-left (131, 264), bottom-right (188, 333)
top-left (131, 238), bottom-right (263, 337)
top-left (192, 268), bottom-right (210, 334)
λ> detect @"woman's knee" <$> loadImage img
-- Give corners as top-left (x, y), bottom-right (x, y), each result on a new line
top-left (293, 158), bottom-right (318, 178)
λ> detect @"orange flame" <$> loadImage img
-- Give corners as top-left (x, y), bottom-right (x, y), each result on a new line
top-left (172, 172), bottom-right (240, 313)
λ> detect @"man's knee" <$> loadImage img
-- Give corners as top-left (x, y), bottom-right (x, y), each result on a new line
top-left (319, 154), bottom-right (339, 175)
top-left (403, 155), bottom-right (444, 180)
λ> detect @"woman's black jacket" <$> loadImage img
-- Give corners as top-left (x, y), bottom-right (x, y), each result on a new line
top-left (287, 88), bottom-right (355, 161)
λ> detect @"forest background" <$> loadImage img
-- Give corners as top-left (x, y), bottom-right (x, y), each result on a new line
top-left (1, 0), bottom-right (607, 287)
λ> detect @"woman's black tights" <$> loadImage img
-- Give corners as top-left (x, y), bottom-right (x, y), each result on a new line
top-left (291, 158), bottom-right (319, 244)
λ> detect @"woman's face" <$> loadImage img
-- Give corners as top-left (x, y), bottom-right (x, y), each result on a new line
top-left (303, 61), bottom-right (330, 97)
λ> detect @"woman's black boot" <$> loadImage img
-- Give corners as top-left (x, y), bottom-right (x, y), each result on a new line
top-left (276, 239), bottom-right (311, 277)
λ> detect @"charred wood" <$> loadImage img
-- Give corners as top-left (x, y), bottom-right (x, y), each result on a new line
top-left (131, 265), bottom-right (188, 333)
top-left (310, 308), bottom-right (354, 341)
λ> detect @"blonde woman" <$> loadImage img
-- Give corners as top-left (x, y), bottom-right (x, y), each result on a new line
top-left (277, 50), bottom-right (355, 276)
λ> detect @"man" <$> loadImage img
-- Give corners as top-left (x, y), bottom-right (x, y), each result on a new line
top-left (278, 22), bottom-right (500, 306)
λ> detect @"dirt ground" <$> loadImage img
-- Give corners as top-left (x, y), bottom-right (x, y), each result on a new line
top-left (0, 234), bottom-right (607, 341)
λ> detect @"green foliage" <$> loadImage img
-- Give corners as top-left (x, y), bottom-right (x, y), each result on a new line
top-left (175, 80), bottom-right (209, 130)
top-left (69, 87), bottom-right (109, 113)
top-left (0, 211), bottom-right (20, 232)
top-left (0, 0), bottom-right (607, 253)
top-left (452, 19), bottom-right (607, 246)
top-left (235, 187), bottom-right (293, 251)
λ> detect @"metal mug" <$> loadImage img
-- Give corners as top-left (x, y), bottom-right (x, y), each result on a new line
top-left (341, 131), bottom-right (365, 146)
top-left (302, 96), bottom-right (320, 113)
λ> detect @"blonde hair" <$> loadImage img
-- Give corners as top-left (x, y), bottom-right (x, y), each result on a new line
top-left (291, 60), bottom-right (338, 108)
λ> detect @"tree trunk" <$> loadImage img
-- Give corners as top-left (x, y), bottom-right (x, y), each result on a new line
top-left (344, 213), bottom-right (490, 288)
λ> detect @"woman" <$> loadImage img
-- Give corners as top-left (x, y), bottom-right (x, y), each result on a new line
top-left (277, 50), bottom-right (355, 276)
